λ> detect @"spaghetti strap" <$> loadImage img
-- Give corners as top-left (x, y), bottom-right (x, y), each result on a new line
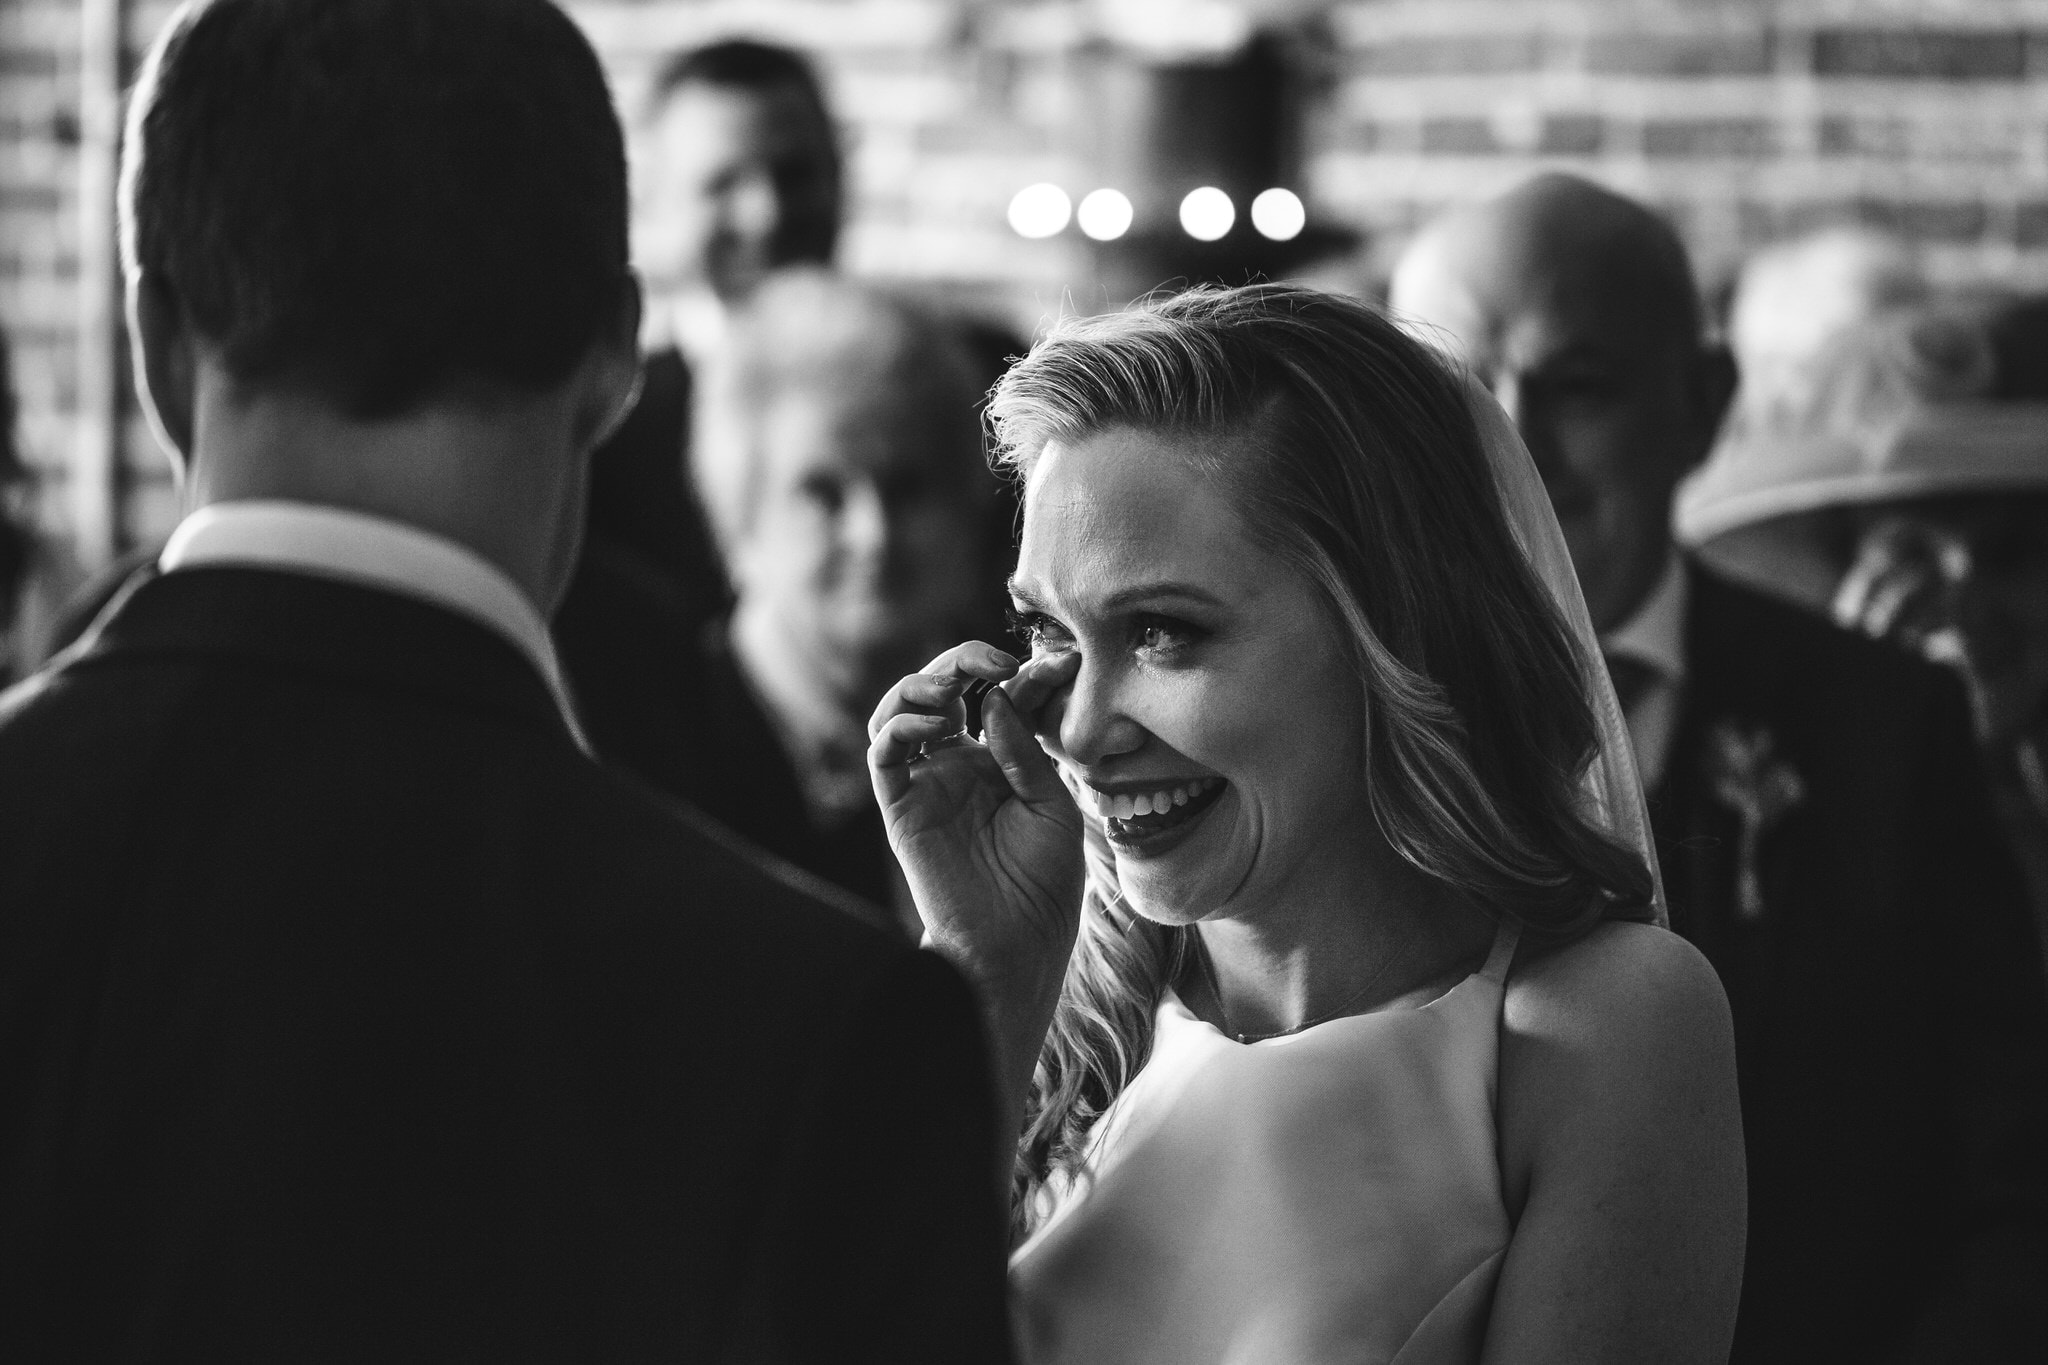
top-left (1479, 921), bottom-right (1521, 986)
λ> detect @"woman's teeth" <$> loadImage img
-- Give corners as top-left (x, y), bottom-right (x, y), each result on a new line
top-left (1096, 776), bottom-right (1221, 821)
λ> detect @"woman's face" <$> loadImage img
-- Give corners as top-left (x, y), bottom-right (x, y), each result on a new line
top-left (1010, 425), bottom-right (1376, 927)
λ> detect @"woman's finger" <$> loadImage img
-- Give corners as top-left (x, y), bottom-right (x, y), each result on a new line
top-left (982, 684), bottom-right (1072, 809)
top-left (872, 643), bottom-right (1022, 739)
top-left (914, 640), bottom-right (1020, 680)
top-left (1001, 649), bottom-right (1081, 718)
top-left (867, 672), bottom-right (967, 740)
top-left (868, 711), bottom-right (963, 803)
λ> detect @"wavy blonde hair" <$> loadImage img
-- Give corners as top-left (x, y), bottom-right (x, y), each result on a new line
top-left (989, 285), bottom-right (1655, 1236)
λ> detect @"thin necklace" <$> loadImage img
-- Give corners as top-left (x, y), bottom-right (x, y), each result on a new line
top-left (1189, 928), bottom-right (1419, 1045)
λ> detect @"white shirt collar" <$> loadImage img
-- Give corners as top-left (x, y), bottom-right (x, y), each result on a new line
top-left (159, 500), bottom-right (584, 746)
top-left (1597, 550), bottom-right (1690, 792)
top-left (1599, 550), bottom-right (1689, 686)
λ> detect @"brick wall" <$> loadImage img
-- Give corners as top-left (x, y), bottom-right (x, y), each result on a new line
top-left (10, 0), bottom-right (2048, 564)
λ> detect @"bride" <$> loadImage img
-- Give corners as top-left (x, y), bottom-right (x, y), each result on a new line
top-left (868, 285), bottom-right (1744, 1363)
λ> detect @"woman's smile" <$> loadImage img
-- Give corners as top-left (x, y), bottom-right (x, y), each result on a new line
top-left (1087, 776), bottom-right (1229, 855)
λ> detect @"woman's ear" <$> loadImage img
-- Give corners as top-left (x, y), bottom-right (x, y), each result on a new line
top-left (128, 271), bottom-right (197, 473)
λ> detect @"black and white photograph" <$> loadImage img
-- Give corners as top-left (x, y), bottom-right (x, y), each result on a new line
top-left (2, 1), bottom-right (2046, 1360)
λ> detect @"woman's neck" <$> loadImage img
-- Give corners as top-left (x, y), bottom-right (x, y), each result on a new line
top-left (1185, 851), bottom-right (1495, 1040)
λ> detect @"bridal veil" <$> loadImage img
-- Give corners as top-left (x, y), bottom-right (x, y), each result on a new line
top-left (1462, 377), bottom-right (1669, 925)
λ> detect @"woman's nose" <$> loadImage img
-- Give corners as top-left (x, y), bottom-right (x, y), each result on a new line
top-left (1049, 657), bottom-right (1147, 767)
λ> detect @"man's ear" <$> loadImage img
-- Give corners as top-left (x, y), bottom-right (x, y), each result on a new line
top-left (1685, 341), bottom-right (1739, 472)
top-left (128, 270), bottom-right (198, 473)
top-left (578, 272), bottom-right (646, 452)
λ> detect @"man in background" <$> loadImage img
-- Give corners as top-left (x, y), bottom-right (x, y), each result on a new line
top-left (565, 269), bottom-right (1009, 931)
top-left (1392, 172), bottom-right (2048, 1362)
top-left (563, 40), bottom-right (844, 651)
top-left (0, 2), bottom-right (1014, 1357)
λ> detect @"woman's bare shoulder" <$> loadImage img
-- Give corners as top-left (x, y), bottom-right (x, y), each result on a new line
top-left (1503, 920), bottom-right (1729, 1051)
top-left (1498, 923), bottom-right (1736, 1182)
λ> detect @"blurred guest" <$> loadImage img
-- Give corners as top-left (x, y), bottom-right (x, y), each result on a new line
top-left (1724, 226), bottom-right (1925, 436)
top-left (0, 334), bottom-right (88, 678)
top-left (1393, 172), bottom-right (2048, 1364)
top-left (0, 332), bottom-right (34, 685)
top-left (565, 269), bottom-right (1005, 932)
top-left (0, 2), bottom-right (1014, 1357)
top-left (1681, 297), bottom-right (2048, 979)
top-left (564, 39), bottom-right (845, 652)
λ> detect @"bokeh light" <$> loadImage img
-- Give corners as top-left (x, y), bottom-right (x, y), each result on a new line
top-left (1077, 188), bottom-right (1135, 242)
top-left (1179, 186), bottom-right (1235, 242)
top-left (1007, 183), bottom-right (1072, 239)
top-left (1250, 188), bottom-right (1306, 242)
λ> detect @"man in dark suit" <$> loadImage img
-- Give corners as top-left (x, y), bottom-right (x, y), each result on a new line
top-left (0, 2), bottom-right (1013, 1359)
top-left (1394, 173), bottom-right (2048, 1361)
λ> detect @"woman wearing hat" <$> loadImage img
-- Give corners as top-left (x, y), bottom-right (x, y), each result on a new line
top-left (1677, 296), bottom-right (2048, 972)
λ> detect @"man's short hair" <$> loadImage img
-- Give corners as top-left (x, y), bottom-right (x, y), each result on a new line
top-left (120, 0), bottom-right (630, 419)
top-left (647, 38), bottom-right (830, 124)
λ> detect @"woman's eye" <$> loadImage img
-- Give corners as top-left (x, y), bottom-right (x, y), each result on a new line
top-left (1007, 608), bottom-right (1074, 652)
top-left (1134, 614), bottom-right (1201, 657)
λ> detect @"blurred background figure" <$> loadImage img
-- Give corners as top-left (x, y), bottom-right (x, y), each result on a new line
top-left (1392, 171), bottom-right (2048, 1365)
top-left (1681, 296), bottom-right (2048, 975)
top-left (557, 40), bottom-right (843, 695)
top-left (560, 269), bottom-right (1007, 932)
top-left (0, 332), bottom-right (37, 687)
top-left (560, 39), bottom-right (847, 668)
top-left (636, 39), bottom-right (842, 335)
top-left (1722, 226), bottom-right (1927, 439)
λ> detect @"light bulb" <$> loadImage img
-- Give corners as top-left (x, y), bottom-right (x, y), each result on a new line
top-left (1007, 183), bottom-right (1072, 239)
top-left (1077, 188), bottom-right (1134, 242)
top-left (1179, 186), bottom-right (1235, 242)
top-left (1250, 187), bottom-right (1305, 242)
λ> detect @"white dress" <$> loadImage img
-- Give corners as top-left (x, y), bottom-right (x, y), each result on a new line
top-left (1009, 923), bottom-right (1520, 1365)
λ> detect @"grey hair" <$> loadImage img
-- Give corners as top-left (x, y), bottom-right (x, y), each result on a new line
top-left (690, 268), bottom-right (986, 551)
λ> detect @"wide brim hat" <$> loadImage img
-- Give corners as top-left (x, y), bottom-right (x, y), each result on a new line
top-left (1675, 302), bottom-right (2048, 614)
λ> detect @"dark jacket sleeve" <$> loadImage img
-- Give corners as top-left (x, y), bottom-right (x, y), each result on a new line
top-left (725, 949), bottom-right (1016, 1365)
top-left (1895, 678), bottom-right (2048, 1362)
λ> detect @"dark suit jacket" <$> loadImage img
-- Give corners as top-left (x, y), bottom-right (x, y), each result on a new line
top-left (583, 345), bottom-right (730, 623)
top-left (1656, 565), bottom-right (2048, 1364)
top-left (0, 566), bottom-right (1013, 1362)
top-left (555, 557), bottom-right (902, 918)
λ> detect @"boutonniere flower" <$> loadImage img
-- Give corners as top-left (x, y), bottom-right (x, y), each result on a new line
top-left (1706, 720), bottom-right (1807, 922)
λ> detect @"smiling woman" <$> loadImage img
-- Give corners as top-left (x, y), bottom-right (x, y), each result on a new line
top-left (866, 284), bottom-right (1743, 1365)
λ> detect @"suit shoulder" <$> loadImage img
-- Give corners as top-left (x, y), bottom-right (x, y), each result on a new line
top-left (1685, 564), bottom-right (1962, 714)
top-left (551, 751), bottom-right (910, 975)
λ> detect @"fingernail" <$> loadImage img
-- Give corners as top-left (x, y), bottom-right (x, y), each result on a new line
top-left (988, 647), bottom-right (1019, 668)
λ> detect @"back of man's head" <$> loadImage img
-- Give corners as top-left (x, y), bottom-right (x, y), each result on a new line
top-left (121, 0), bottom-right (629, 420)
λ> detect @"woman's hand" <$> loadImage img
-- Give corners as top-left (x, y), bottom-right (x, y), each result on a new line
top-left (1836, 515), bottom-right (2031, 744)
top-left (869, 641), bottom-right (1086, 1069)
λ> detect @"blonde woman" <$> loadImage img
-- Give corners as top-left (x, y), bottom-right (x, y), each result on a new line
top-left (870, 285), bottom-right (1744, 1364)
